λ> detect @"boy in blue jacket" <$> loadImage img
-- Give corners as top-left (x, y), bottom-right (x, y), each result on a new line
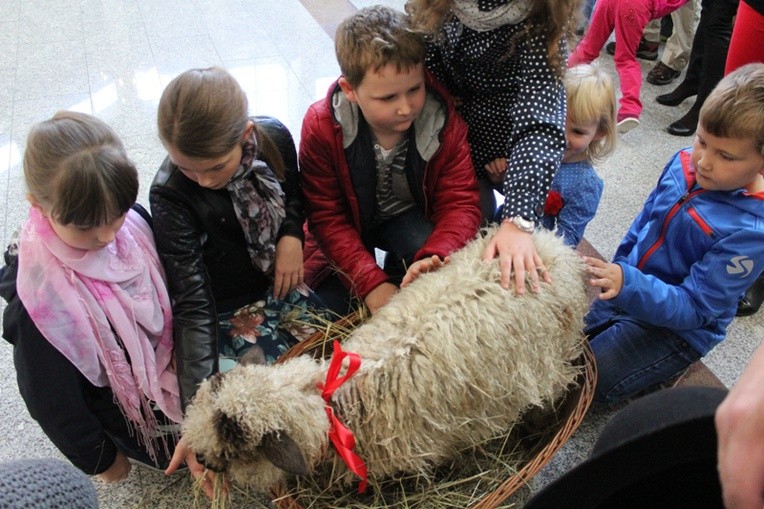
top-left (584, 63), bottom-right (764, 405)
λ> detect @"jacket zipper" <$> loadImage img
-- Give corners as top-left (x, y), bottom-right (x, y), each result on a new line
top-left (636, 187), bottom-right (707, 270)
top-left (687, 207), bottom-right (714, 236)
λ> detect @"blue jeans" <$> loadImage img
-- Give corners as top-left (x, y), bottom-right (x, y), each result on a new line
top-left (315, 207), bottom-right (434, 315)
top-left (586, 310), bottom-right (701, 405)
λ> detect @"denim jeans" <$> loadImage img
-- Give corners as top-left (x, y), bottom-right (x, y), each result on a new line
top-left (314, 207), bottom-right (434, 315)
top-left (586, 312), bottom-right (701, 405)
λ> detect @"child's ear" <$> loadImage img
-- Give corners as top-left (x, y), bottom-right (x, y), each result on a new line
top-left (241, 120), bottom-right (255, 142)
top-left (26, 194), bottom-right (41, 209)
top-left (338, 77), bottom-right (358, 104)
top-left (26, 194), bottom-right (48, 217)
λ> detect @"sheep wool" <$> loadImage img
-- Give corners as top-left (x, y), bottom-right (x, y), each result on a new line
top-left (182, 227), bottom-right (589, 493)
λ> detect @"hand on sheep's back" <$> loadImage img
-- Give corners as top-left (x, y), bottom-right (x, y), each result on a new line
top-left (482, 220), bottom-right (553, 294)
top-left (401, 254), bottom-right (450, 288)
top-left (181, 227), bottom-right (590, 497)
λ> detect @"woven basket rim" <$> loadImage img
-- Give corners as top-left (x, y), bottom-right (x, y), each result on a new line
top-left (272, 312), bottom-right (597, 509)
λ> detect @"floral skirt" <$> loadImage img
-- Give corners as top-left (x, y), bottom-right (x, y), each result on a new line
top-left (217, 284), bottom-right (329, 371)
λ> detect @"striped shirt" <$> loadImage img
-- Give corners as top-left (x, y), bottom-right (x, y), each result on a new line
top-left (374, 137), bottom-right (415, 221)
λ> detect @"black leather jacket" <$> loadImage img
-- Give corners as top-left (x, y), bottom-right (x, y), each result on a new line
top-left (150, 116), bottom-right (304, 409)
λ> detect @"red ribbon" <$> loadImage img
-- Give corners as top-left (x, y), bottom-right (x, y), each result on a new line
top-left (319, 340), bottom-right (368, 493)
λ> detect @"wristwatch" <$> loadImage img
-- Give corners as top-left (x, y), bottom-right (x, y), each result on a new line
top-left (508, 216), bottom-right (536, 234)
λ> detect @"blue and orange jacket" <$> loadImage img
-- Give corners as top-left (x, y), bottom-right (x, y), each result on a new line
top-left (587, 148), bottom-right (764, 355)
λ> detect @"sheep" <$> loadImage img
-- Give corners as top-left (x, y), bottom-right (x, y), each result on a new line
top-left (182, 227), bottom-right (589, 493)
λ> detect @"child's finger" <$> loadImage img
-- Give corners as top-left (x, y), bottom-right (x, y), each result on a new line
top-left (165, 443), bottom-right (188, 475)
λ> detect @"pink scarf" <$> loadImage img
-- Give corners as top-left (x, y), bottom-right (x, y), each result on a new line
top-left (17, 208), bottom-right (182, 461)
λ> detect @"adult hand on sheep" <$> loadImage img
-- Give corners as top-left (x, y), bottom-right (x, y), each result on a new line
top-left (364, 282), bottom-right (399, 314)
top-left (583, 257), bottom-right (623, 299)
top-left (715, 341), bottom-right (764, 509)
top-left (166, 437), bottom-right (224, 499)
top-left (483, 220), bottom-right (549, 294)
top-left (401, 255), bottom-right (451, 288)
top-left (96, 451), bottom-right (131, 483)
top-left (484, 158), bottom-right (507, 185)
top-left (273, 234), bottom-right (304, 300)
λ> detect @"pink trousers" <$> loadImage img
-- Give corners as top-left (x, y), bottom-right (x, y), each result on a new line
top-left (570, 0), bottom-right (688, 121)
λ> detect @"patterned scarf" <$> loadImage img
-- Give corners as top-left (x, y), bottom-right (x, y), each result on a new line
top-left (16, 208), bottom-right (182, 462)
top-left (452, 0), bottom-right (533, 31)
top-left (226, 131), bottom-right (286, 275)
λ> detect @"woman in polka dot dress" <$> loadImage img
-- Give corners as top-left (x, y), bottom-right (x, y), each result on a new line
top-left (407, 0), bottom-right (577, 293)
top-left (541, 64), bottom-right (617, 248)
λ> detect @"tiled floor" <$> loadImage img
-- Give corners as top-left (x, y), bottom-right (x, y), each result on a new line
top-left (1, 1), bottom-right (762, 508)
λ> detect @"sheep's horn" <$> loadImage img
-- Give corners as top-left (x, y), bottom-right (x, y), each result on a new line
top-left (259, 430), bottom-right (308, 476)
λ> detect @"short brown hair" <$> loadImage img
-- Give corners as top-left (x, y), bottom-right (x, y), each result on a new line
top-left (700, 63), bottom-right (764, 156)
top-left (157, 66), bottom-right (285, 179)
top-left (335, 6), bottom-right (425, 88)
top-left (24, 111), bottom-right (138, 227)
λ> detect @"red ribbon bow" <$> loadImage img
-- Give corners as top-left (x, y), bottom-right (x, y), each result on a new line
top-left (320, 340), bottom-right (368, 493)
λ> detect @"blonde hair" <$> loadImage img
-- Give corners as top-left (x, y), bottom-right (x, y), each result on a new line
top-left (157, 67), bottom-right (285, 179)
top-left (565, 64), bottom-right (617, 163)
top-left (23, 111), bottom-right (138, 227)
top-left (335, 6), bottom-right (426, 88)
top-left (406, 0), bottom-right (579, 78)
top-left (700, 63), bottom-right (764, 156)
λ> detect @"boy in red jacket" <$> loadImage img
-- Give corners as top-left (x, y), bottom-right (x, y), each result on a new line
top-left (300, 6), bottom-right (481, 315)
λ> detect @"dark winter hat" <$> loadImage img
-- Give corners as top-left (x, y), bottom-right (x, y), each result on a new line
top-left (525, 386), bottom-right (728, 509)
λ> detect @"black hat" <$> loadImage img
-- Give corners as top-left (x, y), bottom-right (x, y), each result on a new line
top-left (524, 386), bottom-right (728, 509)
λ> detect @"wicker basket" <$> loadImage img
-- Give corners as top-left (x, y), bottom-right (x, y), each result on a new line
top-left (271, 311), bottom-right (597, 509)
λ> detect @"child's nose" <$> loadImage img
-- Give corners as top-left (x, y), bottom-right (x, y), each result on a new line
top-left (197, 174), bottom-right (217, 188)
top-left (696, 151), bottom-right (711, 171)
top-left (397, 98), bottom-right (412, 116)
top-left (97, 226), bottom-right (118, 244)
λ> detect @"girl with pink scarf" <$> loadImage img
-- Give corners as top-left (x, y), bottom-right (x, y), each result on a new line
top-left (0, 112), bottom-right (182, 484)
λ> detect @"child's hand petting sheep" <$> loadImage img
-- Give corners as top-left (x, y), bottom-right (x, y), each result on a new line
top-left (401, 255), bottom-right (451, 288)
top-left (583, 256), bottom-right (624, 300)
top-left (363, 282), bottom-right (399, 315)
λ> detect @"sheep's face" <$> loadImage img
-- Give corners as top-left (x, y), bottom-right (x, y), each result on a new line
top-left (182, 358), bottom-right (331, 490)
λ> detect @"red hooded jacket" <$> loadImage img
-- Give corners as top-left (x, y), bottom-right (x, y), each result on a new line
top-left (300, 72), bottom-right (480, 299)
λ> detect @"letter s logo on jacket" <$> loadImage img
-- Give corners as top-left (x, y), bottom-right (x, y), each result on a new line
top-left (727, 256), bottom-right (754, 278)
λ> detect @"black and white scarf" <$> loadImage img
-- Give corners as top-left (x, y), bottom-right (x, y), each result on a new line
top-left (225, 131), bottom-right (286, 274)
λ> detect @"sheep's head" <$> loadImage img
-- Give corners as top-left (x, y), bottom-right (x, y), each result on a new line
top-left (182, 356), bottom-right (331, 491)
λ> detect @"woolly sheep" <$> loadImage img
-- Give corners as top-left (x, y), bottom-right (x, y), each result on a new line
top-left (183, 227), bottom-right (589, 492)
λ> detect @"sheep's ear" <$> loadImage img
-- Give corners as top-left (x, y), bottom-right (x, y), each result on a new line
top-left (258, 430), bottom-right (308, 476)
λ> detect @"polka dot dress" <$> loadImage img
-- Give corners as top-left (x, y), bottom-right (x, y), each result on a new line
top-left (426, 7), bottom-right (567, 221)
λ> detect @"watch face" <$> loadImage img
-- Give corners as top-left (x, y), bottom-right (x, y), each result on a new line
top-left (512, 216), bottom-right (535, 232)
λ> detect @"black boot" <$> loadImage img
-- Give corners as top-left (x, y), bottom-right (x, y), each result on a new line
top-left (737, 274), bottom-right (764, 317)
top-left (667, 106), bottom-right (700, 136)
top-left (656, 81), bottom-right (698, 107)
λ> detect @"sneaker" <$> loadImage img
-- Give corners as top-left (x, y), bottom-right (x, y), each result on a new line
top-left (647, 62), bottom-right (681, 86)
top-left (605, 38), bottom-right (659, 60)
top-left (617, 117), bottom-right (640, 134)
